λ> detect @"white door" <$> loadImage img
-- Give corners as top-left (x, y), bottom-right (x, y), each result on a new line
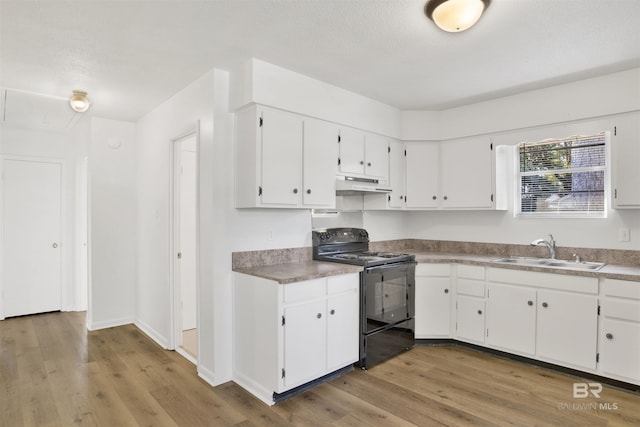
top-left (326, 290), bottom-right (359, 371)
top-left (179, 137), bottom-right (197, 331)
top-left (2, 158), bottom-right (62, 318)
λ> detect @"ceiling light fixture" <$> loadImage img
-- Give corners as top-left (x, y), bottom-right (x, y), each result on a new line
top-left (425, 0), bottom-right (491, 33)
top-left (69, 90), bottom-right (91, 113)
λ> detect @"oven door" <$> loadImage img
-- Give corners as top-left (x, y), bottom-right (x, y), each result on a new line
top-left (362, 262), bottom-right (415, 334)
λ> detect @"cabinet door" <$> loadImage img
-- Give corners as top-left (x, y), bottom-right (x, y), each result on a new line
top-left (405, 143), bottom-right (439, 208)
top-left (303, 119), bottom-right (338, 208)
top-left (456, 296), bottom-right (485, 344)
top-left (536, 290), bottom-right (598, 369)
top-left (283, 299), bottom-right (326, 389)
top-left (388, 140), bottom-right (405, 208)
top-left (338, 127), bottom-right (365, 175)
top-left (600, 318), bottom-right (640, 382)
top-left (364, 134), bottom-right (389, 181)
top-left (612, 119), bottom-right (640, 208)
top-left (486, 284), bottom-right (536, 355)
top-left (260, 109), bottom-right (303, 206)
top-left (441, 138), bottom-right (494, 209)
top-left (326, 290), bottom-right (359, 371)
top-left (415, 276), bottom-right (451, 338)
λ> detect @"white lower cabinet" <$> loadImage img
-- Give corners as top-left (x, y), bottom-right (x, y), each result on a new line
top-left (599, 278), bottom-right (640, 384)
top-left (454, 265), bottom-right (486, 344)
top-left (486, 283), bottom-right (537, 355)
top-left (456, 296), bottom-right (485, 344)
top-left (486, 268), bottom-right (599, 370)
top-left (233, 272), bottom-right (359, 405)
top-left (536, 289), bottom-right (598, 369)
top-left (415, 264), bottom-right (452, 338)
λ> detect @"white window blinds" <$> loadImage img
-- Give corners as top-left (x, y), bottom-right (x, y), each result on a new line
top-left (518, 132), bottom-right (607, 216)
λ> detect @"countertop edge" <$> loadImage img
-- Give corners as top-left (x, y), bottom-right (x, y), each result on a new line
top-left (233, 253), bottom-right (640, 284)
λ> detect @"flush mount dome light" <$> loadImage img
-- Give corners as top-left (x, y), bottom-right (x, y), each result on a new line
top-left (69, 90), bottom-right (91, 113)
top-left (425, 0), bottom-right (491, 32)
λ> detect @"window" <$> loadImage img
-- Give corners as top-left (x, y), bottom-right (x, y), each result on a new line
top-left (517, 132), bottom-right (607, 217)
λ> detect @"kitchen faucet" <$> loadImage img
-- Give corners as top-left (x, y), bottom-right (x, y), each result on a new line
top-left (531, 234), bottom-right (556, 259)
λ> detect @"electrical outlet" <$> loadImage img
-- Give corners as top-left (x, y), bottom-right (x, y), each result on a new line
top-left (619, 228), bottom-right (630, 242)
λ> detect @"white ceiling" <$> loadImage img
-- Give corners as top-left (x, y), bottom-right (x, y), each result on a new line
top-left (1, 0), bottom-right (639, 124)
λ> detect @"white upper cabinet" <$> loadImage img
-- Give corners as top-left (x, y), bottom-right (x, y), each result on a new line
top-left (235, 104), bottom-right (337, 209)
top-left (441, 138), bottom-right (495, 209)
top-left (405, 143), bottom-right (439, 208)
top-left (338, 128), bottom-right (389, 183)
top-left (612, 119), bottom-right (640, 208)
top-left (387, 139), bottom-right (406, 208)
top-left (303, 119), bottom-right (339, 208)
top-left (260, 108), bottom-right (303, 206)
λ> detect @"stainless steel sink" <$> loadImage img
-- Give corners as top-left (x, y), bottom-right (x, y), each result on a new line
top-left (493, 257), bottom-right (605, 271)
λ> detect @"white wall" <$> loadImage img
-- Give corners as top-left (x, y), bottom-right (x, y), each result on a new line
top-left (231, 58), bottom-right (403, 139)
top-left (401, 69), bottom-right (640, 251)
top-left (0, 124), bottom-right (79, 312)
top-left (88, 117), bottom-right (137, 329)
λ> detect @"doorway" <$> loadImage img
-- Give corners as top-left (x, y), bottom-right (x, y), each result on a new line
top-left (171, 129), bottom-right (199, 362)
top-left (1, 156), bottom-right (63, 319)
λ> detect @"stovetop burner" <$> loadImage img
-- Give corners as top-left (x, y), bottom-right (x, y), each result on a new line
top-left (312, 228), bottom-right (415, 267)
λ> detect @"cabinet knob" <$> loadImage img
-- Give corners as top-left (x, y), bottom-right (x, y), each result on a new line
top-left (360, 160), bottom-right (364, 165)
top-left (444, 289), bottom-right (449, 294)
top-left (52, 243), bottom-right (58, 248)
top-left (606, 333), bottom-right (613, 340)
top-left (330, 309), bottom-right (335, 315)
top-left (444, 196), bottom-right (448, 200)
top-left (432, 196), bottom-right (437, 200)
top-left (367, 162), bottom-right (371, 167)
top-left (306, 189), bottom-right (311, 194)
top-left (293, 188), bottom-right (298, 194)
top-left (542, 302), bottom-right (548, 308)
top-left (527, 300), bottom-right (533, 306)
top-left (477, 310), bottom-right (483, 315)
top-left (317, 313), bottom-right (322, 319)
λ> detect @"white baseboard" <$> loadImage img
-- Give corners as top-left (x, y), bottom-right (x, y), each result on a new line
top-left (134, 318), bottom-right (170, 349)
top-left (87, 316), bottom-right (134, 331)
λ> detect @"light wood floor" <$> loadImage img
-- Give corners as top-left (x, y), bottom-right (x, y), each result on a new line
top-left (1, 311), bottom-right (639, 426)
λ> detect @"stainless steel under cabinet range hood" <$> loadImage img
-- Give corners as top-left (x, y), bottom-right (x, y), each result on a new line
top-left (336, 175), bottom-right (392, 196)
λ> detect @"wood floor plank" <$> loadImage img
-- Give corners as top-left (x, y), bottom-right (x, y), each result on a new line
top-left (2, 312), bottom-right (639, 427)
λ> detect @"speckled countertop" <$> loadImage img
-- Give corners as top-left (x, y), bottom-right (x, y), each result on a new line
top-left (407, 251), bottom-right (640, 281)
top-left (232, 240), bottom-right (640, 284)
top-left (233, 261), bottom-right (362, 284)
top-left (233, 251), bottom-right (640, 284)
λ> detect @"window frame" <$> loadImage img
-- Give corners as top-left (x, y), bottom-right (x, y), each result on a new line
top-left (515, 132), bottom-right (609, 219)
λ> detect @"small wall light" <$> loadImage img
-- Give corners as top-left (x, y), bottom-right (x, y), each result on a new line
top-left (69, 90), bottom-right (91, 113)
top-left (425, 0), bottom-right (491, 33)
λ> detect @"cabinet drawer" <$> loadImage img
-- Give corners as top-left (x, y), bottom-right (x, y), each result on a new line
top-left (457, 264), bottom-right (485, 280)
top-left (602, 299), bottom-right (640, 322)
top-left (283, 278), bottom-right (325, 304)
top-left (602, 278), bottom-right (640, 300)
top-left (417, 263), bottom-right (450, 277)
top-left (487, 268), bottom-right (598, 294)
top-left (327, 273), bottom-right (359, 294)
top-left (457, 278), bottom-right (485, 297)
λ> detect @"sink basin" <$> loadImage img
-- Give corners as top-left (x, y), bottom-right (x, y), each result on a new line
top-left (493, 257), bottom-right (605, 271)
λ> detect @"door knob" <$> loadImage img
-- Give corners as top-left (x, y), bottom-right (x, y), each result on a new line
top-left (52, 243), bottom-right (58, 248)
